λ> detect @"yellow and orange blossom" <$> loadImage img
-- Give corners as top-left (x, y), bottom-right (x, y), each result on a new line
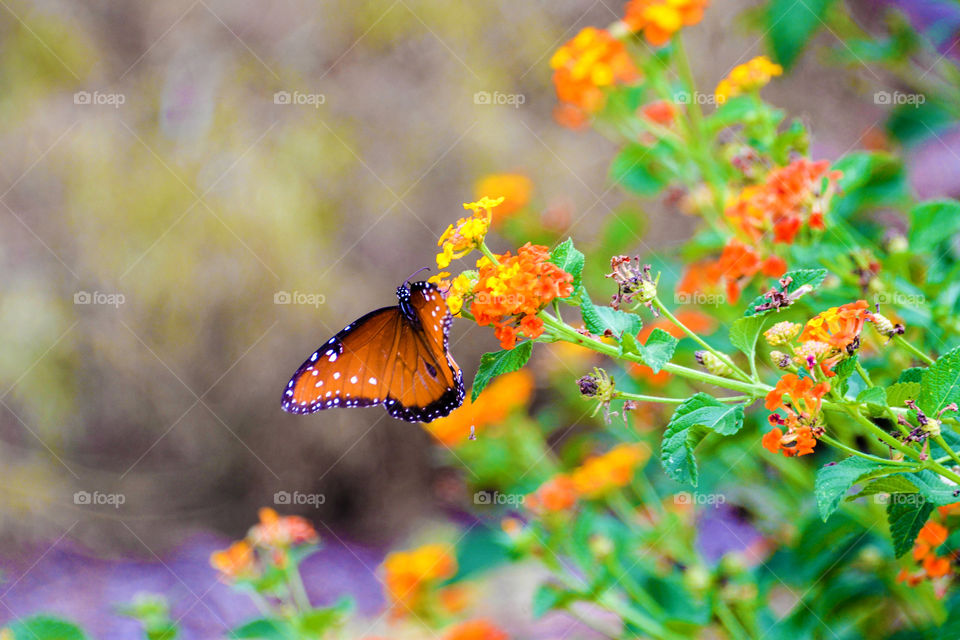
top-left (210, 540), bottom-right (255, 582)
top-left (715, 56), bottom-right (782, 103)
top-left (570, 443), bottom-right (649, 498)
top-left (383, 543), bottom-right (457, 617)
top-left (623, 0), bottom-right (709, 46)
top-left (423, 370), bottom-right (534, 445)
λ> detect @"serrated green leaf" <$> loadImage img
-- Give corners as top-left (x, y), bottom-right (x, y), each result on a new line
top-left (744, 269), bottom-right (827, 317)
top-left (549, 238), bottom-right (585, 290)
top-left (8, 618), bottom-right (89, 640)
top-left (898, 367), bottom-right (925, 383)
top-left (886, 382), bottom-right (922, 407)
top-left (846, 475), bottom-right (920, 501)
top-left (729, 315), bottom-right (766, 365)
top-left (580, 293), bottom-right (642, 338)
top-left (834, 356), bottom-right (858, 398)
top-left (856, 386), bottom-right (887, 407)
top-left (619, 331), bottom-right (640, 357)
top-left (909, 200), bottom-right (960, 250)
top-left (660, 394), bottom-right (744, 486)
top-left (472, 342), bottom-right (533, 402)
top-left (896, 469), bottom-right (960, 506)
top-left (637, 328), bottom-right (678, 374)
top-left (919, 346), bottom-right (960, 416)
top-left (887, 495), bottom-right (933, 558)
top-left (815, 457), bottom-right (900, 521)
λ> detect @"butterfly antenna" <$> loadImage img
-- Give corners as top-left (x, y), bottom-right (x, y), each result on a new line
top-left (403, 266), bottom-right (431, 286)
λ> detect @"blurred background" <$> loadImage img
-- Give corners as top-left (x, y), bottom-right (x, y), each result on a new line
top-left (1, 0), bottom-right (958, 635)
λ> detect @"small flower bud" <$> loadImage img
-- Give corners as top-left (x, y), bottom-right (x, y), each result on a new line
top-left (923, 418), bottom-right (942, 437)
top-left (694, 351), bottom-right (734, 377)
top-left (764, 321), bottom-right (801, 346)
top-left (870, 312), bottom-right (905, 338)
top-left (769, 350), bottom-right (791, 368)
top-left (578, 374), bottom-right (599, 397)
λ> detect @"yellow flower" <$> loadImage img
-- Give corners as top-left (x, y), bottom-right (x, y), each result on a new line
top-left (435, 197), bottom-right (503, 270)
top-left (715, 56), bottom-right (782, 103)
top-left (383, 543), bottom-right (457, 617)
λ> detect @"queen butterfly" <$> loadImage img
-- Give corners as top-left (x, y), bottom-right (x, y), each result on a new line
top-left (280, 281), bottom-right (464, 423)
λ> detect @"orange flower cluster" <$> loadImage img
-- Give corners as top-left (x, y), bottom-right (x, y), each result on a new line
top-left (474, 174), bottom-right (533, 225)
top-left (623, 0), bottom-right (709, 46)
top-left (763, 374), bottom-right (830, 457)
top-left (423, 370), bottom-right (534, 445)
top-left (677, 239), bottom-right (786, 303)
top-left (800, 300), bottom-right (872, 352)
top-left (209, 508), bottom-right (319, 582)
top-left (726, 158), bottom-right (841, 245)
top-left (444, 619), bottom-right (510, 640)
top-left (526, 444), bottom-right (648, 512)
top-left (571, 443), bottom-right (649, 498)
top-left (550, 27), bottom-right (640, 127)
top-left (383, 543), bottom-right (457, 617)
top-left (899, 516), bottom-right (955, 588)
top-left (470, 243), bottom-right (574, 349)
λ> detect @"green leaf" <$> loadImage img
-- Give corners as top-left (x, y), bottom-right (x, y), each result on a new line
top-left (729, 316), bottom-right (766, 363)
top-left (471, 341), bottom-right (533, 402)
top-left (296, 600), bottom-right (352, 636)
top-left (707, 95), bottom-right (761, 133)
top-left (610, 143), bottom-right (669, 196)
top-left (8, 618), bottom-right (89, 640)
top-left (856, 386), bottom-right (887, 408)
top-left (767, 0), bottom-right (835, 69)
top-left (846, 475), bottom-right (920, 501)
top-left (918, 346), bottom-right (960, 415)
top-left (886, 382), bottom-right (922, 407)
top-left (744, 269), bottom-right (827, 316)
top-left (532, 583), bottom-right (574, 618)
top-left (637, 328), bottom-right (678, 374)
top-left (896, 469), bottom-right (960, 506)
top-left (909, 200), bottom-right (960, 250)
top-left (580, 293), bottom-right (643, 338)
top-left (660, 394), bottom-right (744, 486)
top-left (887, 495), bottom-right (933, 558)
top-left (815, 457), bottom-right (899, 521)
top-left (549, 238), bottom-right (585, 290)
top-left (619, 331), bottom-right (640, 357)
top-left (898, 367), bottom-right (925, 384)
top-left (833, 356), bottom-right (859, 398)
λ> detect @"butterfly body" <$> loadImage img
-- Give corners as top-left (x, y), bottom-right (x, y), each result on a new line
top-left (281, 281), bottom-right (464, 423)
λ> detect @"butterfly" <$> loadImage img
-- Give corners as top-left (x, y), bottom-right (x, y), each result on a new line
top-left (281, 280), bottom-right (464, 423)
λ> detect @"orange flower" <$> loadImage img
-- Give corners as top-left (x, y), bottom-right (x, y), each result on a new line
top-left (445, 619), bottom-right (509, 640)
top-left (550, 27), bottom-right (640, 126)
top-left (726, 158), bottom-right (840, 245)
top-left (765, 374), bottom-right (830, 416)
top-left (623, 0), bottom-right (709, 46)
top-left (210, 540), bottom-right (256, 582)
top-left (423, 370), bottom-right (534, 445)
top-left (799, 300), bottom-right (872, 352)
top-left (469, 243), bottom-right (574, 349)
top-left (526, 474), bottom-right (578, 513)
top-left (570, 443), bottom-right (649, 498)
top-left (762, 422), bottom-right (817, 457)
top-left (383, 543), bottom-right (457, 617)
top-left (678, 240), bottom-right (786, 304)
top-left (904, 518), bottom-right (955, 585)
top-left (640, 100), bottom-right (676, 125)
top-left (474, 174), bottom-right (533, 224)
top-left (248, 507), bottom-right (318, 548)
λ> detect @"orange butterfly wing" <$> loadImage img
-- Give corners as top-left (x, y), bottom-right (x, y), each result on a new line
top-left (280, 282), bottom-right (464, 423)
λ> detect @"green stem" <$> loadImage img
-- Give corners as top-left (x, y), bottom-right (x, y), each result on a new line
top-left (844, 406), bottom-right (920, 461)
top-left (715, 600), bottom-right (751, 640)
top-left (479, 240), bottom-right (501, 267)
top-left (654, 297), bottom-right (753, 383)
top-left (934, 434), bottom-right (960, 469)
top-left (615, 391), bottom-right (749, 404)
top-left (541, 312), bottom-right (767, 395)
top-left (854, 361), bottom-right (874, 388)
top-left (819, 433), bottom-right (916, 467)
top-left (894, 335), bottom-right (935, 366)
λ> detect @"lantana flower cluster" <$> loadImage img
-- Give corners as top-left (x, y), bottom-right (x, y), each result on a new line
top-left (622, 0), bottom-right (710, 46)
top-left (899, 509), bottom-right (957, 592)
top-left (526, 443), bottom-right (649, 512)
top-left (714, 55), bottom-right (783, 103)
top-left (382, 543), bottom-right (458, 618)
top-left (209, 508), bottom-right (319, 582)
